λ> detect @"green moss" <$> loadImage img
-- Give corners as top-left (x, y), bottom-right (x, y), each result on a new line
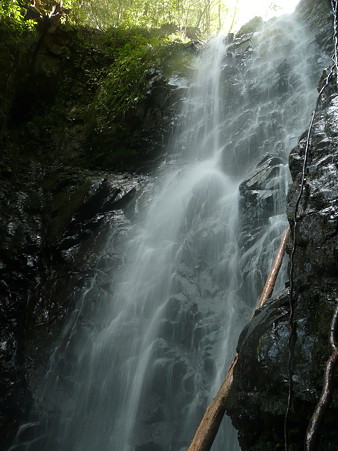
top-left (83, 29), bottom-right (195, 168)
top-left (2, 21), bottom-right (195, 171)
top-left (92, 30), bottom-right (187, 123)
top-left (94, 45), bottom-right (151, 124)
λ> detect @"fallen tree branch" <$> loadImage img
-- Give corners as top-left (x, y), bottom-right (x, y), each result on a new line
top-left (257, 227), bottom-right (290, 309)
top-left (188, 227), bottom-right (290, 451)
top-left (188, 355), bottom-right (238, 451)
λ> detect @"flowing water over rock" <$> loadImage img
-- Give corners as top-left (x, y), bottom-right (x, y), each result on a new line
top-left (14, 11), bottom-right (329, 451)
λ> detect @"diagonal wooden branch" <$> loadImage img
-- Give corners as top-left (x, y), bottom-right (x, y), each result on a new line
top-left (304, 301), bottom-right (338, 451)
top-left (188, 355), bottom-right (238, 451)
top-left (257, 227), bottom-right (290, 308)
top-left (188, 226), bottom-right (290, 451)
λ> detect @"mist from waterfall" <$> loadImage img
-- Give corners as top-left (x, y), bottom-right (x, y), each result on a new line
top-left (14, 9), bottom-right (328, 451)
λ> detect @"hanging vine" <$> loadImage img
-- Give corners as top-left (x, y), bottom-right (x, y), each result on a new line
top-left (331, 0), bottom-right (338, 87)
top-left (305, 302), bottom-right (338, 450)
top-left (284, 1), bottom-right (338, 449)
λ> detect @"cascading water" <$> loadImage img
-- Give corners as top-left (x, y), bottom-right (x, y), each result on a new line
top-left (15, 8), bottom-right (329, 451)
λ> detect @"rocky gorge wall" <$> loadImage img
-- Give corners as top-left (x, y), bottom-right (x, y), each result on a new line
top-left (0, 22), bottom-right (192, 448)
top-left (226, 76), bottom-right (338, 451)
top-left (0, 0), bottom-right (337, 450)
top-left (225, 1), bottom-right (338, 449)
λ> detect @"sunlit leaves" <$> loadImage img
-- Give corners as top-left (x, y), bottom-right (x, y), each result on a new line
top-left (0, 0), bottom-right (241, 36)
top-left (67, 0), bottom-right (241, 36)
top-left (0, 0), bottom-right (35, 30)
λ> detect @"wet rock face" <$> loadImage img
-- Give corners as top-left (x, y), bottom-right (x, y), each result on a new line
top-left (0, 162), bottom-right (44, 447)
top-left (217, 0), bottom-right (333, 316)
top-left (226, 76), bottom-right (338, 449)
top-left (287, 90), bottom-right (338, 285)
top-left (0, 162), bottom-right (143, 448)
top-left (227, 288), bottom-right (338, 450)
top-left (0, 21), bottom-right (189, 447)
top-left (238, 153), bottom-right (288, 304)
top-left (296, 0), bottom-right (334, 56)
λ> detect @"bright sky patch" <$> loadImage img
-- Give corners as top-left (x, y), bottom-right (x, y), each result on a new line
top-left (235, 0), bottom-right (301, 29)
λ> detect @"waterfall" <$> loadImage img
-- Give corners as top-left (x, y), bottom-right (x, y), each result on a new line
top-left (15, 10), bottom-right (328, 451)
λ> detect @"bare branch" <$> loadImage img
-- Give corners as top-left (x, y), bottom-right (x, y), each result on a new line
top-left (305, 302), bottom-right (338, 451)
top-left (257, 227), bottom-right (290, 309)
top-left (188, 355), bottom-right (238, 451)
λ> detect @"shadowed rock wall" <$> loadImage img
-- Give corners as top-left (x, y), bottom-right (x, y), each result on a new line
top-left (0, 23), bottom-right (189, 448)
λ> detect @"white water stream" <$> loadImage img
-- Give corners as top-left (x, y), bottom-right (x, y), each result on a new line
top-left (14, 10), bottom-right (328, 451)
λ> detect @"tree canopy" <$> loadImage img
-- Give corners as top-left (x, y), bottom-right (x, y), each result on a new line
top-left (73, 0), bottom-right (241, 35)
top-left (0, 0), bottom-right (242, 37)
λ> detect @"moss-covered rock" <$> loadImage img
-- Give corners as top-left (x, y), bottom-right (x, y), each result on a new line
top-left (1, 21), bottom-right (195, 172)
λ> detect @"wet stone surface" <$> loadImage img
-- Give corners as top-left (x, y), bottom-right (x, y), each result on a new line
top-left (226, 77), bottom-right (338, 449)
top-left (0, 162), bottom-right (145, 447)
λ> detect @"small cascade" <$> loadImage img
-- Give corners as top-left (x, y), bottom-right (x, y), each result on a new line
top-left (17, 9), bottom-right (329, 451)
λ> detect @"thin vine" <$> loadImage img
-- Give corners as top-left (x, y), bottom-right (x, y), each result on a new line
top-left (283, 1), bottom-right (338, 448)
top-left (331, 0), bottom-right (338, 87)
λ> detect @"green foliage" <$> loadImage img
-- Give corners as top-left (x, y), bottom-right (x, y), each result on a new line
top-left (92, 28), bottom-right (187, 132)
top-left (0, 12), bottom-right (194, 169)
top-left (0, 0), bottom-right (35, 32)
top-left (0, 0), bottom-right (22, 21)
top-left (0, 0), bottom-right (241, 37)
top-left (67, 0), bottom-right (241, 37)
top-left (82, 26), bottom-right (194, 168)
top-left (95, 43), bottom-right (150, 125)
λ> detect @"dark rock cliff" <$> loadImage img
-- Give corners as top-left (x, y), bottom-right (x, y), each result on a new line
top-left (226, 77), bottom-right (338, 451)
top-left (0, 0), bottom-right (337, 449)
top-left (0, 163), bottom-right (146, 447)
top-left (0, 22), bottom-right (190, 448)
top-left (225, 1), bottom-right (338, 448)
